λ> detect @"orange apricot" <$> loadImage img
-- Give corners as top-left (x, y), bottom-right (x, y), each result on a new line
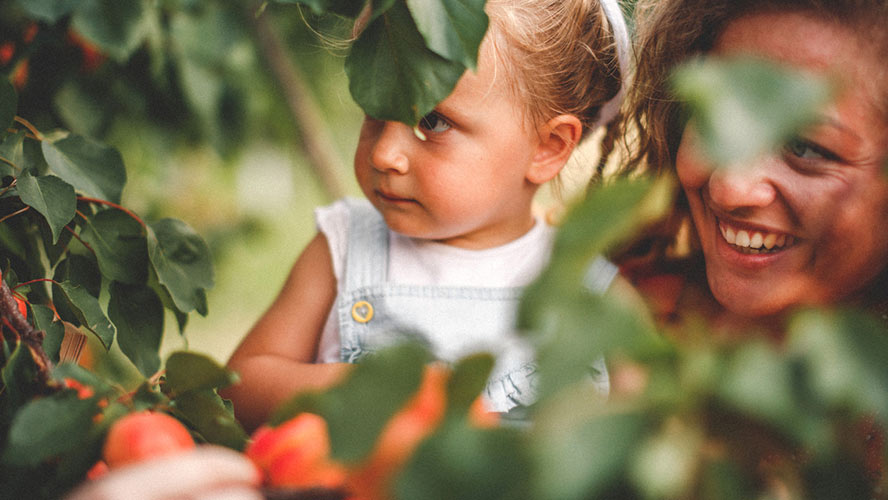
top-left (102, 411), bottom-right (195, 468)
top-left (247, 412), bottom-right (346, 489)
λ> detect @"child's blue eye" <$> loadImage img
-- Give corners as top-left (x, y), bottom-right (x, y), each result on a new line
top-left (418, 112), bottom-right (451, 133)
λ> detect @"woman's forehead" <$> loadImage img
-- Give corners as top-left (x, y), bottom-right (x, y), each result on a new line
top-left (714, 11), bottom-right (888, 127)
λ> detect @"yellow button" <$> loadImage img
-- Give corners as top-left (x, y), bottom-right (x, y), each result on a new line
top-left (351, 300), bottom-right (374, 323)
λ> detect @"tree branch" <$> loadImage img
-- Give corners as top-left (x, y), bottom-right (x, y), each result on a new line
top-left (246, 1), bottom-right (348, 201)
top-left (0, 277), bottom-right (53, 387)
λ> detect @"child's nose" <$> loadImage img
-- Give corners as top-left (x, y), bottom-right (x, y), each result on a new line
top-left (370, 122), bottom-right (411, 174)
top-left (707, 159), bottom-right (778, 211)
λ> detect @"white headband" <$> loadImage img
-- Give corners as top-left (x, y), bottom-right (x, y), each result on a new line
top-left (592, 0), bottom-right (631, 130)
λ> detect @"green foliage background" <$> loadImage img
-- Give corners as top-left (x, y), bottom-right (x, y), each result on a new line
top-left (2, 1), bottom-right (888, 499)
top-left (2, 0), bottom-right (366, 366)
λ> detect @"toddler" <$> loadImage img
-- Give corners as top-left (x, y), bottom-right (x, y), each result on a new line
top-left (225, 0), bottom-right (632, 431)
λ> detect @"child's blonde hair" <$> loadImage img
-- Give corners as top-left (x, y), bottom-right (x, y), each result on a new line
top-left (485, 0), bottom-right (630, 180)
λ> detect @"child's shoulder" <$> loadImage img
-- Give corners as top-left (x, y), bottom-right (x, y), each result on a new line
top-left (315, 197), bottom-right (379, 231)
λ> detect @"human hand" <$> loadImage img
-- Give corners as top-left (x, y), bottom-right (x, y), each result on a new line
top-left (64, 445), bottom-right (263, 500)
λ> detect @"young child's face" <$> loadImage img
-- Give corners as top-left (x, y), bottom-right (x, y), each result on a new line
top-left (675, 11), bottom-right (888, 317)
top-left (353, 49), bottom-right (545, 249)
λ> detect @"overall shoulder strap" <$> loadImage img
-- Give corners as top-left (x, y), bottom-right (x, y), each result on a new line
top-left (342, 198), bottom-right (389, 291)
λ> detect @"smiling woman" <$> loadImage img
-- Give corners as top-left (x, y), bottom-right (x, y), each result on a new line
top-left (618, 0), bottom-right (888, 329)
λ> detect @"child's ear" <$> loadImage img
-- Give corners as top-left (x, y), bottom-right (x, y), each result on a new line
top-left (527, 114), bottom-right (583, 185)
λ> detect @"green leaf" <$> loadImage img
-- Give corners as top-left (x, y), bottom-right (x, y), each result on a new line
top-left (787, 308), bottom-right (888, 421)
top-left (445, 352), bottom-right (494, 418)
top-left (0, 131), bottom-right (26, 178)
top-left (517, 178), bottom-right (669, 400)
top-left (71, 0), bottom-right (148, 62)
top-left (54, 254), bottom-right (102, 298)
top-left (147, 218), bottom-right (214, 315)
top-left (164, 351), bottom-right (238, 395)
top-left (270, 342), bottom-right (431, 463)
top-left (42, 134), bottom-right (127, 204)
top-left (33, 304), bottom-right (66, 363)
top-left (0, 79), bottom-right (16, 132)
top-left (717, 340), bottom-right (830, 450)
top-left (532, 407), bottom-right (649, 500)
top-left (52, 362), bottom-right (114, 396)
top-left (630, 422), bottom-right (702, 498)
top-left (1, 391), bottom-right (102, 467)
top-left (52, 403), bottom-right (126, 491)
top-left (14, 0), bottom-right (84, 22)
top-left (405, 0), bottom-right (488, 69)
top-left (54, 281), bottom-right (116, 348)
top-left (171, 389), bottom-right (249, 450)
top-left (396, 421), bottom-right (533, 500)
top-left (0, 341), bottom-right (42, 428)
top-left (670, 56), bottom-right (833, 166)
top-left (16, 172), bottom-right (77, 244)
top-left (108, 282), bottom-right (163, 377)
top-left (346, 0), bottom-right (467, 125)
top-left (130, 380), bottom-right (169, 411)
top-left (80, 209), bottom-right (148, 284)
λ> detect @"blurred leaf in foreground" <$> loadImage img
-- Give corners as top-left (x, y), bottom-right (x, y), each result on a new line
top-left (670, 56), bottom-right (833, 167)
top-left (270, 342), bottom-right (430, 463)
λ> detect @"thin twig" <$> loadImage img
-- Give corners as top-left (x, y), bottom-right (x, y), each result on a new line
top-left (65, 224), bottom-right (95, 254)
top-left (13, 116), bottom-right (43, 141)
top-left (77, 196), bottom-right (146, 228)
top-left (245, 0), bottom-right (348, 201)
top-left (0, 155), bottom-right (17, 170)
top-left (0, 205), bottom-right (29, 225)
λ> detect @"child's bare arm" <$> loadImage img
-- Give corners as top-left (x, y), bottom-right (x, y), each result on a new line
top-left (222, 233), bottom-right (351, 432)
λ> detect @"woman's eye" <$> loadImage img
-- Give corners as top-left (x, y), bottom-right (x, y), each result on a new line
top-left (418, 112), bottom-right (451, 134)
top-left (783, 137), bottom-right (835, 161)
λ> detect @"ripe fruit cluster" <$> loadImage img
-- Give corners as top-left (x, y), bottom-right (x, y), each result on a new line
top-left (80, 365), bottom-right (497, 499)
top-left (245, 364), bottom-right (497, 499)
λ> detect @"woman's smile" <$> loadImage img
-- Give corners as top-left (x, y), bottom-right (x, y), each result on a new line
top-left (675, 11), bottom-right (888, 316)
top-left (717, 219), bottom-right (795, 255)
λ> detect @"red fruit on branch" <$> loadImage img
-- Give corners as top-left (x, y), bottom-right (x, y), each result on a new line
top-left (85, 460), bottom-right (109, 480)
top-left (67, 30), bottom-right (106, 73)
top-left (246, 412), bottom-right (346, 490)
top-left (102, 411), bottom-right (195, 468)
top-left (0, 42), bottom-right (14, 66)
top-left (13, 296), bottom-right (27, 318)
top-left (63, 378), bottom-right (95, 400)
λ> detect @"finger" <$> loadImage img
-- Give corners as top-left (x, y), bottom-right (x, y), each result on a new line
top-left (65, 446), bottom-right (262, 500)
top-left (191, 486), bottom-right (266, 500)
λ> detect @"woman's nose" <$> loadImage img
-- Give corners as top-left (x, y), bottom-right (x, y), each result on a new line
top-left (706, 160), bottom-right (778, 211)
top-left (369, 122), bottom-right (410, 174)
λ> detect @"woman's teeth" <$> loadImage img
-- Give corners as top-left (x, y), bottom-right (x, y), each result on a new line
top-left (719, 222), bottom-right (793, 254)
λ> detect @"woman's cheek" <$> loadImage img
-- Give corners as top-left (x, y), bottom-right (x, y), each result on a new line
top-left (675, 128), bottom-right (713, 191)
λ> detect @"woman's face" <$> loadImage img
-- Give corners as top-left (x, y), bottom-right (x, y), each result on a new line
top-left (676, 11), bottom-right (888, 317)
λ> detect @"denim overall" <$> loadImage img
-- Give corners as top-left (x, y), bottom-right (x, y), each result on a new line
top-left (335, 199), bottom-right (614, 412)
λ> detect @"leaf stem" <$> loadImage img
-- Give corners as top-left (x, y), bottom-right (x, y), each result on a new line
top-left (0, 154), bottom-right (18, 171)
top-left (0, 205), bottom-right (29, 225)
top-left (13, 116), bottom-right (43, 141)
top-left (78, 196), bottom-right (146, 228)
top-left (15, 278), bottom-right (61, 289)
top-left (65, 224), bottom-right (95, 255)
